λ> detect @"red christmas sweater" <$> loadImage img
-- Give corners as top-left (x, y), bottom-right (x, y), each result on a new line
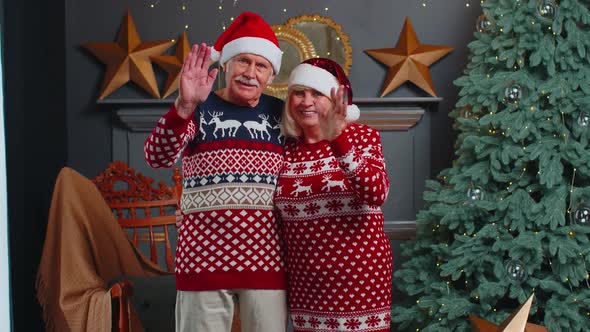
top-left (274, 123), bottom-right (393, 332)
top-left (144, 92), bottom-right (286, 291)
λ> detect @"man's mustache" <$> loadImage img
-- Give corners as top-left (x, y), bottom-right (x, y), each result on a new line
top-left (235, 75), bottom-right (260, 87)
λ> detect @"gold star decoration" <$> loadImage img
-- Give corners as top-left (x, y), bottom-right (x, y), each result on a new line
top-left (470, 294), bottom-right (548, 332)
top-left (151, 31), bottom-right (191, 99)
top-left (364, 17), bottom-right (453, 97)
top-left (81, 11), bottom-right (174, 99)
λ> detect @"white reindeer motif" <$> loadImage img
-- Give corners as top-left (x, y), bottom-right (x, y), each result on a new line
top-left (208, 111), bottom-right (242, 138)
top-left (272, 116), bottom-right (284, 142)
top-left (244, 114), bottom-right (272, 139)
top-left (275, 184), bottom-right (283, 196)
top-left (198, 111), bottom-right (207, 139)
top-left (292, 179), bottom-right (312, 197)
top-left (321, 175), bottom-right (347, 192)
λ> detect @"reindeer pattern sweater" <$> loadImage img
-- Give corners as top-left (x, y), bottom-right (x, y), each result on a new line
top-left (274, 124), bottom-right (393, 332)
top-left (145, 92), bottom-right (286, 291)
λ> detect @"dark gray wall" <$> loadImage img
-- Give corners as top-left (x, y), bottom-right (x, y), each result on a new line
top-left (4, 0), bottom-right (67, 330)
top-left (66, 0), bottom-right (481, 178)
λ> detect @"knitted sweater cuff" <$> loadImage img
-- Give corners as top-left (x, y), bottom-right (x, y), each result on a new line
top-left (163, 103), bottom-right (193, 131)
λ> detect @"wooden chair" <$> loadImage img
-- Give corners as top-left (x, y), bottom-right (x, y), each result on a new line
top-left (92, 161), bottom-right (241, 332)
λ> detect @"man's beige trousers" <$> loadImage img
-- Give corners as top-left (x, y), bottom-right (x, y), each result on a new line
top-left (176, 289), bottom-right (287, 332)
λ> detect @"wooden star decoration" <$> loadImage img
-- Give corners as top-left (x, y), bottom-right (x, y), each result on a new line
top-left (81, 11), bottom-right (174, 99)
top-left (151, 31), bottom-right (191, 99)
top-left (364, 17), bottom-right (453, 97)
top-left (470, 294), bottom-right (548, 332)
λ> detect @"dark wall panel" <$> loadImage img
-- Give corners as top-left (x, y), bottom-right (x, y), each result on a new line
top-left (4, 0), bottom-right (67, 330)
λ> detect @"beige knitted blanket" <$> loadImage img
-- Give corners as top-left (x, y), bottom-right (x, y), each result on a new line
top-left (36, 167), bottom-right (171, 332)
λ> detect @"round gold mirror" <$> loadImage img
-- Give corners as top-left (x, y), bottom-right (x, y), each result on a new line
top-left (264, 15), bottom-right (352, 100)
top-left (263, 26), bottom-right (317, 99)
top-left (286, 15), bottom-right (352, 75)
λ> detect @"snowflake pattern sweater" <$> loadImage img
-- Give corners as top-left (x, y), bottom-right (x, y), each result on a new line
top-left (274, 123), bottom-right (393, 332)
top-left (144, 92), bottom-right (286, 291)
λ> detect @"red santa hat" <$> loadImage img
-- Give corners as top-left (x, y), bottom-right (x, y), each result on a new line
top-left (210, 11), bottom-right (282, 74)
top-left (288, 58), bottom-right (360, 121)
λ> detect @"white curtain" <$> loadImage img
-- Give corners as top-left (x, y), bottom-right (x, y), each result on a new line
top-left (0, 28), bottom-right (11, 331)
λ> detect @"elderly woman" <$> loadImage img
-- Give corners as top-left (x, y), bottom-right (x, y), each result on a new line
top-left (274, 58), bottom-right (392, 332)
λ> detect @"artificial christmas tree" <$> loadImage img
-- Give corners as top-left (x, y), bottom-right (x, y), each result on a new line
top-left (392, 0), bottom-right (590, 330)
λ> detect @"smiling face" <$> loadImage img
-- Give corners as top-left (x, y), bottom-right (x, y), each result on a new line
top-left (223, 53), bottom-right (275, 107)
top-left (287, 85), bottom-right (333, 133)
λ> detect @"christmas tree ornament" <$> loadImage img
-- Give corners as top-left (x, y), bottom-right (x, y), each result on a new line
top-left (504, 83), bottom-right (523, 104)
top-left (470, 293), bottom-right (548, 331)
top-left (536, 0), bottom-right (557, 23)
top-left (458, 105), bottom-right (474, 119)
top-left (81, 11), bottom-right (174, 99)
top-left (364, 17), bottom-right (453, 97)
top-left (505, 259), bottom-right (528, 283)
top-left (577, 112), bottom-right (590, 127)
top-left (467, 186), bottom-right (485, 201)
top-left (151, 31), bottom-right (191, 99)
top-left (572, 206), bottom-right (590, 225)
top-left (476, 14), bottom-right (495, 33)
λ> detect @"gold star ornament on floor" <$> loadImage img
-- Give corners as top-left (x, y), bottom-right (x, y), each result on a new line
top-left (469, 294), bottom-right (548, 332)
top-left (81, 11), bottom-right (174, 99)
top-left (364, 17), bottom-right (453, 97)
top-left (151, 31), bottom-right (191, 99)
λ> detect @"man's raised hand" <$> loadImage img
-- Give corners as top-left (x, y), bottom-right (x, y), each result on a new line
top-left (175, 43), bottom-right (219, 119)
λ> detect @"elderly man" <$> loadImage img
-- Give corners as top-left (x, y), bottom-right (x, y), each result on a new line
top-left (144, 12), bottom-right (286, 332)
